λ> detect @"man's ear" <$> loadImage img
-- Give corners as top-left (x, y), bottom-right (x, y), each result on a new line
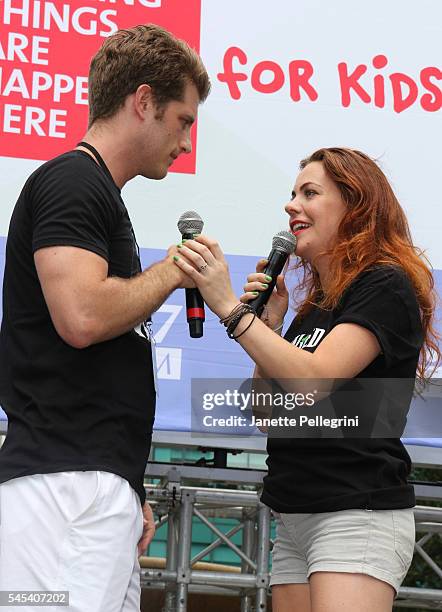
top-left (133, 83), bottom-right (153, 119)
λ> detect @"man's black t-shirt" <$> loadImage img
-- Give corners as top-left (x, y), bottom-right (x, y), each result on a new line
top-left (261, 266), bottom-right (424, 513)
top-left (0, 150), bottom-right (156, 504)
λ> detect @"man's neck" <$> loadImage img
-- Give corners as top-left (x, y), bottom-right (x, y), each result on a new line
top-left (78, 124), bottom-right (136, 189)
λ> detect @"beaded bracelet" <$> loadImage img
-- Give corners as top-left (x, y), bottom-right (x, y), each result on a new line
top-left (219, 303), bottom-right (247, 326)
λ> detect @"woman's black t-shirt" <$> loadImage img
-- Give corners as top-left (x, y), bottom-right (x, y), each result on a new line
top-left (261, 266), bottom-right (424, 513)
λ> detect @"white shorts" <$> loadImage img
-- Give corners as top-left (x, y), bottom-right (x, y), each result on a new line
top-left (270, 508), bottom-right (415, 594)
top-left (0, 471), bottom-right (143, 612)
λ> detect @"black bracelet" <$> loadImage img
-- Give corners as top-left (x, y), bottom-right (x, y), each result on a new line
top-left (231, 311), bottom-right (256, 341)
top-left (220, 303), bottom-right (255, 338)
top-left (226, 309), bottom-right (249, 334)
top-left (219, 303), bottom-right (246, 326)
top-left (226, 307), bottom-right (255, 338)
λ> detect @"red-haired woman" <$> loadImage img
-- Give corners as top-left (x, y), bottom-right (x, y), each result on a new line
top-left (172, 147), bottom-right (440, 612)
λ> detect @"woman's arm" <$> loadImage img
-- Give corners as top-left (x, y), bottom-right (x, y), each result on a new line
top-left (232, 313), bottom-right (380, 380)
top-left (173, 236), bottom-right (381, 381)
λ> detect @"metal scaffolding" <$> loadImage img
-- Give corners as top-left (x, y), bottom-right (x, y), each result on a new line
top-left (141, 464), bottom-right (442, 612)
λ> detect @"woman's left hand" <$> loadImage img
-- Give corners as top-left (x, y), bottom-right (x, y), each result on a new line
top-left (172, 235), bottom-right (239, 319)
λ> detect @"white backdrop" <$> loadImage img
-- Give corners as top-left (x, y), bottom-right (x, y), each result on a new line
top-left (1, 0), bottom-right (441, 442)
top-left (1, 0), bottom-right (441, 263)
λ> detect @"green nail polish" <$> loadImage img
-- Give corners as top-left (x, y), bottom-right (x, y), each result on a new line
top-left (252, 291), bottom-right (259, 296)
top-left (177, 244), bottom-right (182, 248)
top-left (265, 275), bottom-right (272, 282)
top-left (182, 239), bottom-right (187, 243)
top-left (173, 256), bottom-right (179, 261)
top-left (262, 283), bottom-right (268, 289)
top-left (193, 234), bottom-right (200, 238)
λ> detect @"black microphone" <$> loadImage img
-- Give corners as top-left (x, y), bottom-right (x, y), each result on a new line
top-left (177, 211), bottom-right (205, 338)
top-left (249, 230), bottom-right (297, 317)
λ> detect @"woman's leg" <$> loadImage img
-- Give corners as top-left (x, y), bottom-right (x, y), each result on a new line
top-left (270, 512), bottom-right (310, 612)
top-left (271, 570), bottom-right (395, 612)
top-left (309, 572), bottom-right (394, 612)
top-left (272, 583), bottom-right (311, 612)
top-left (293, 508), bottom-right (414, 612)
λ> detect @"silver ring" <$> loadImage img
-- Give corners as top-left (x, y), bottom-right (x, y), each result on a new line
top-left (199, 263), bottom-right (208, 272)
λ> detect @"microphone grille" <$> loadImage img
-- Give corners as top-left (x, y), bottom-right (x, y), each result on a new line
top-left (177, 211), bottom-right (204, 235)
top-left (272, 230), bottom-right (297, 254)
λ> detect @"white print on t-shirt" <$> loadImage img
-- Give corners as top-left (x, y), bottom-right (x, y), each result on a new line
top-left (292, 327), bottom-right (326, 349)
top-left (134, 321), bottom-right (159, 396)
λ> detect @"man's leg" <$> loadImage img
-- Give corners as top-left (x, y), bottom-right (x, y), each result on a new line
top-left (120, 550), bottom-right (142, 612)
top-left (0, 471), bottom-right (143, 612)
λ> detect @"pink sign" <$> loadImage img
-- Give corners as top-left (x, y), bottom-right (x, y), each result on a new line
top-left (0, 0), bottom-right (202, 173)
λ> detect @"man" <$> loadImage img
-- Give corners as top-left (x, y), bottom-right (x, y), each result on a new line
top-left (0, 24), bottom-right (210, 611)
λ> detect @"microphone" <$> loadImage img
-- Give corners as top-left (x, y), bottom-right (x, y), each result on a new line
top-left (249, 230), bottom-right (297, 317)
top-left (177, 211), bottom-right (205, 338)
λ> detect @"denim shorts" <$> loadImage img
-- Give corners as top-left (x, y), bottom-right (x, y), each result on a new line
top-left (270, 508), bottom-right (415, 594)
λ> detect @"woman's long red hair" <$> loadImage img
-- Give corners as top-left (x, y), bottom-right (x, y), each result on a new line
top-left (292, 147), bottom-right (440, 382)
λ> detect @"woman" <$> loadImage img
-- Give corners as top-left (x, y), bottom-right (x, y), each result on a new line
top-left (172, 147), bottom-right (440, 612)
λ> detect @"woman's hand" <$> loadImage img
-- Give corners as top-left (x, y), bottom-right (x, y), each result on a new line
top-left (172, 235), bottom-right (239, 319)
top-left (240, 259), bottom-right (289, 331)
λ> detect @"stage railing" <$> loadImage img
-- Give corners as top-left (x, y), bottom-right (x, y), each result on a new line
top-left (142, 464), bottom-right (442, 612)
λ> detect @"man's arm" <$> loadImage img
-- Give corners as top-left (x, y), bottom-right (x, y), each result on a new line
top-left (34, 245), bottom-right (185, 348)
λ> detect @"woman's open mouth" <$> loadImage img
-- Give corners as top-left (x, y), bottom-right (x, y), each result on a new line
top-left (291, 222), bottom-right (312, 235)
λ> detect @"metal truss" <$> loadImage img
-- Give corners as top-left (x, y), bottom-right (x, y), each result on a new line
top-left (142, 478), bottom-right (270, 611)
top-left (142, 464), bottom-right (442, 612)
top-left (394, 507), bottom-right (442, 609)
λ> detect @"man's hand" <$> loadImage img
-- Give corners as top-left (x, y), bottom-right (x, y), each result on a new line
top-left (166, 244), bottom-right (195, 289)
top-left (137, 502), bottom-right (156, 556)
top-left (171, 235), bottom-right (238, 318)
